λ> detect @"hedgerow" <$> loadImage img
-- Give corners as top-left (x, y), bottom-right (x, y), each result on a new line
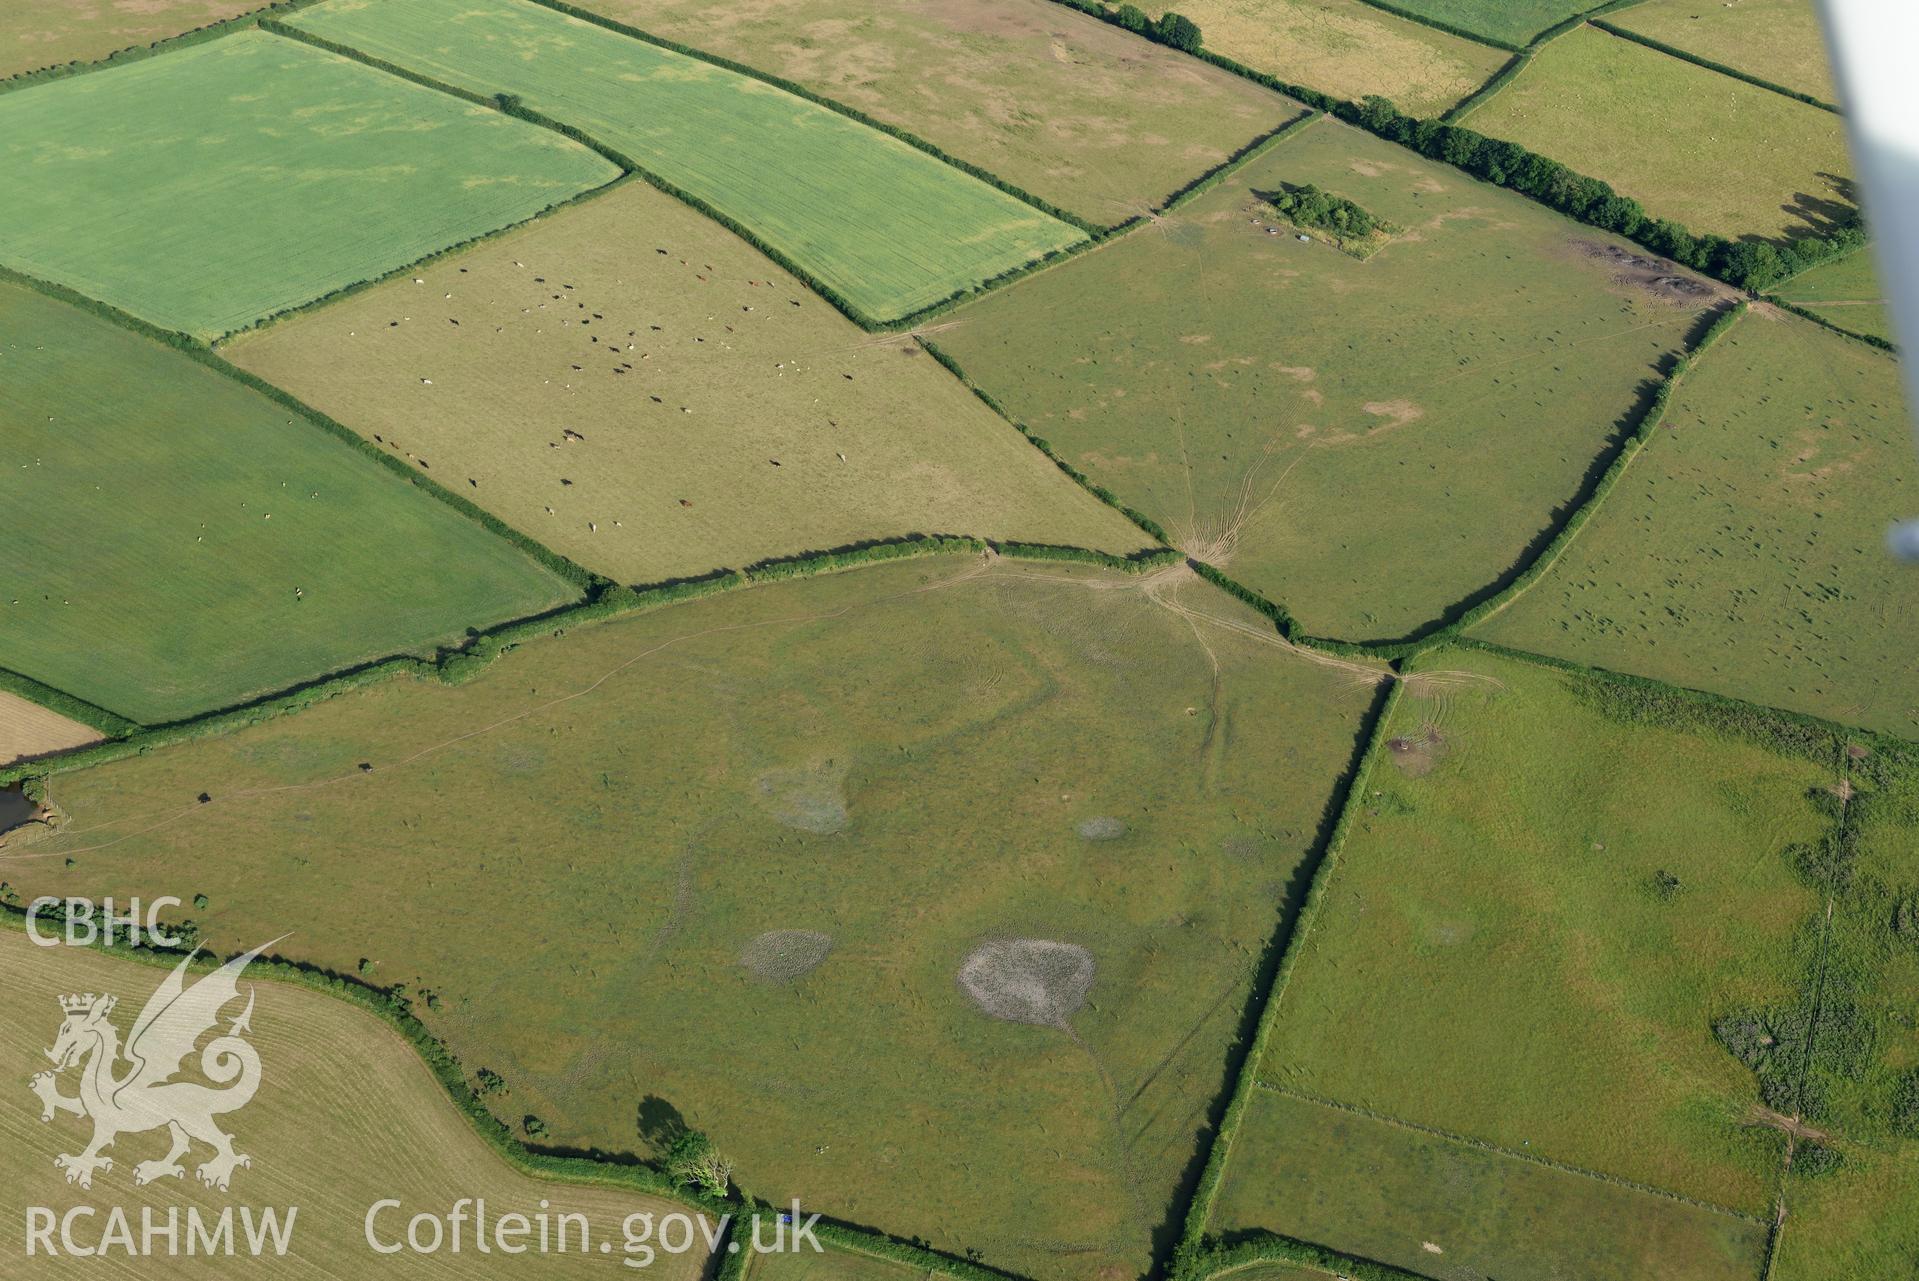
top-left (1039, 1), bottom-right (1864, 293)
top-left (1759, 295), bottom-right (1899, 355)
top-left (1588, 19), bottom-right (1840, 113)
top-left (0, 0), bottom-right (325, 97)
top-left (1172, 678), bottom-right (1402, 1274)
top-left (0, 667), bottom-right (137, 739)
top-left (1182, 1234), bottom-right (1432, 1281)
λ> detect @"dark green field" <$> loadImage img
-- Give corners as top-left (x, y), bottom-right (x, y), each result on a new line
top-left (0, 279), bottom-right (575, 723)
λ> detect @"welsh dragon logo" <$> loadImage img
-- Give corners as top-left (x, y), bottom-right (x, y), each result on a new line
top-left (29, 942), bottom-right (276, 1192)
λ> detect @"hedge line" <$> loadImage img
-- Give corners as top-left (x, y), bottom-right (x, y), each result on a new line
top-left (1184, 1233), bottom-right (1435, 1281)
top-left (917, 338), bottom-right (1175, 545)
top-left (1172, 678), bottom-right (1403, 1273)
top-left (1042, 0), bottom-right (1864, 293)
top-left (1761, 295), bottom-right (1899, 355)
top-left (1156, 110), bottom-right (1320, 218)
top-left (1441, 49), bottom-right (1530, 123)
top-left (0, 251), bottom-right (605, 600)
top-left (1346, 300), bottom-right (1749, 656)
top-left (0, 667), bottom-right (137, 740)
top-left (0, 0), bottom-right (321, 97)
top-left (6, 533), bottom-right (1176, 787)
top-left (1589, 19), bottom-right (1841, 113)
top-left (1341, 0), bottom-right (1521, 52)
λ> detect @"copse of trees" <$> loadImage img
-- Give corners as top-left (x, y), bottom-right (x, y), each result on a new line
top-left (1265, 184), bottom-right (1382, 239)
top-left (1109, 5), bottom-right (1201, 53)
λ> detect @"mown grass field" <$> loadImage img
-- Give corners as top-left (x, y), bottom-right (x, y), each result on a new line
top-left (0, 279), bottom-right (577, 724)
top-left (9, 555), bottom-right (1382, 1281)
top-left (1771, 249), bottom-right (1898, 345)
top-left (1257, 646), bottom-right (1835, 1212)
top-left (0, 29), bottom-right (617, 338)
top-left (1612, 0), bottom-right (1838, 104)
top-left (228, 182), bottom-right (1149, 586)
top-left (1157, 0), bottom-right (1508, 116)
top-left (288, 0), bottom-right (1088, 324)
top-left (1211, 1091), bottom-right (1770, 1281)
top-left (0, 930), bottom-right (711, 1278)
top-left (0, 0), bottom-right (264, 78)
top-left (569, 0), bottom-right (1292, 227)
top-left (1369, 0), bottom-right (1590, 46)
top-left (0, 692), bottom-right (101, 769)
top-left (1467, 26), bottom-right (1854, 240)
top-left (936, 117), bottom-right (1715, 642)
top-left (1477, 310), bottom-right (1919, 738)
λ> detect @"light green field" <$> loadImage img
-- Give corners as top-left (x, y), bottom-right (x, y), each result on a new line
top-left (0, 279), bottom-right (576, 724)
top-left (1212, 1091), bottom-right (1770, 1281)
top-left (0, 30), bottom-right (617, 338)
top-left (1369, 0), bottom-right (1590, 46)
top-left (228, 182), bottom-right (1150, 586)
top-left (936, 117), bottom-right (1716, 642)
top-left (1612, 0), bottom-right (1838, 103)
top-left (0, 930), bottom-right (711, 1279)
top-left (1477, 311), bottom-right (1919, 738)
top-left (1468, 25), bottom-right (1854, 240)
top-left (1153, 0), bottom-right (1508, 116)
top-left (567, 0), bottom-right (1293, 226)
top-left (0, 0), bottom-right (264, 78)
top-left (287, 0), bottom-right (1087, 324)
top-left (1259, 646), bottom-right (1835, 1212)
top-left (1771, 249), bottom-right (1899, 345)
top-left (7, 555), bottom-right (1381, 1281)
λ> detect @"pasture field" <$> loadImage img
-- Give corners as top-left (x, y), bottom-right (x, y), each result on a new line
top-left (0, 693), bottom-right (102, 769)
top-left (935, 117), bottom-right (1717, 642)
top-left (1610, 0), bottom-right (1838, 104)
top-left (568, 0), bottom-right (1292, 226)
top-left (0, 930), bottom-right (712, 1279)
top-left (7, 555), bottom-right (1382, 1281)
top-left (1477, 310), bottom-right (1919, 738)
top-left (0, 279), bottom-right (576, 724)
top-left (1256, 646), bottom-right (1835, 1212)
top-left (287, 0), bottom-right (1088, 324)
top-left (0, 30), bottom-right (617, 339)
top-left (1466, 26), bottom-right (1854, 241)
top-left (1154, 0), bottom-right (1508, 116)
top-left (1364, 0), bottom-right (1590, 46)
top-left (1771, 248), bottom-right (1898, 345)
top-left (227, 182), bottom-right (1150, 586)
top-left (0, 0), bottom-right (264, 78)
top-left (748, 1246), bottom-right (929, 1281)
top-left (1210, 1091), bottom-right (1770, 1281)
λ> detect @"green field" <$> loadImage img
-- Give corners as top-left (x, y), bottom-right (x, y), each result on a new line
top-left (0, 930), bottom-right (711, 1279)
top-left (287, 0), bottom-right (1088, 324)
top-left (7, 555), bottom-right (1381, 1281)
top-left (1258, 646), bottom-right (1835, 1211)
top-left (570, 0), bottom-right (1293, 226)
top-left (936, 116), bottom-right (1716, 642)
top-left (749, 1245), bottom-right (931, 1281)
top-left (0, 0), bottom-right (264, 78)
top-left (1467, 25), bottom-right (1854, 240)
top-left (1761, 756), bottom-right (1919, 1278)
top-left (1771, 248), bottom-right (1899, 345)
top-left (1366, 0), bottom-right (1590, 46)
top-left (1152, 0), bottom-right (1507, 116)
top-left (1477, 311), bottom-right (1919, 738)
top-left (228, 182), bottom-right (1150, 586)
top-left (0, 279), bottom-right (576, 724)
top-left (0, 30), bottom-right (617, 338)
top-left (1211, 1091), bottom-right (1770, 1281)
top-left (1612, 0), bottom-right (1838, 103)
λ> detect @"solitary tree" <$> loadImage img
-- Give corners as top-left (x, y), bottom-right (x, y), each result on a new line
top-left (666, 1129), bottom-right (735, 1198)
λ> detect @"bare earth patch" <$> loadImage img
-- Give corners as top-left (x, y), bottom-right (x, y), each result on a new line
top-left (958, 938), bottom-right (1096, 1028)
